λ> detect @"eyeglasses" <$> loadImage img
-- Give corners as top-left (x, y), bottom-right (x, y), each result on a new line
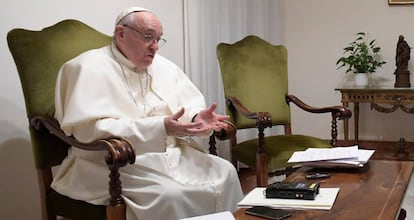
top-left (122, 24), bottom-right (167, 47)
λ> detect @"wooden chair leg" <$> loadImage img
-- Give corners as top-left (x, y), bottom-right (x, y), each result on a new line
top-left (107, 204), bottom-right (126, 220)
top-left (256, 152), bottom-right (268, 187)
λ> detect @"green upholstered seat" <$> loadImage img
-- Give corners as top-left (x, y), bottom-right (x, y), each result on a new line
top-left (233, 134), bottom-right (330, 170)
top-left (216, 35), bottom-right (351, 186)
top-left (8, 19), bottom-right (113, 220)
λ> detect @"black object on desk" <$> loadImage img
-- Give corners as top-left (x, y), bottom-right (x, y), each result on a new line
top-left (245, 206), bottom-right (291, 220)
top-left (306, 172), bottom-right (331, 180)
top-left (265, 182), bottom-right (320, 200)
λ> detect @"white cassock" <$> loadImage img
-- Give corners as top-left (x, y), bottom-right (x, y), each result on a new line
top-left (52, 43), bottom-right (244, 220)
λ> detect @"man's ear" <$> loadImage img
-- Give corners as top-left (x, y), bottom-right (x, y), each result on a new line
top-left (114, 25), bottom-right (125, 39)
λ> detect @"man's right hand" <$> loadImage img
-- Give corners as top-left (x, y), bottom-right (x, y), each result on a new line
top-left (164, 107), bottom-right (212, 137)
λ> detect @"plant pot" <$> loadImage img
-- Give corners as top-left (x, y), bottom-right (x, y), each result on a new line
top-left (354, 73), bottom-right (369, 86)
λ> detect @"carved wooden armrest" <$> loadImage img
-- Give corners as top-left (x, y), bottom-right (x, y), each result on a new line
top-left (209, 120), bottom-right (237, 155)
top-left (286, 95), bottom-right (352, 120)
top-left (226, 96), bottom-right (272, 129)
top-left (286, 94), bottom-right (352, 146)
top-left (30, 115), bottom-right (135, 206)
top-left (213, 120), bottom-right (236, 140)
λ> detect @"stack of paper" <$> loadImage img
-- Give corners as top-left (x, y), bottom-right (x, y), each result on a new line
top-left (238, 187), bottom-right (340, 210)
top-left (287, 145), bottom-right (375, 168)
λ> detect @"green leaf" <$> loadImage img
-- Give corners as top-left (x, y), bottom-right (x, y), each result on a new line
top-left (336, 32), bottom-right (386, 74)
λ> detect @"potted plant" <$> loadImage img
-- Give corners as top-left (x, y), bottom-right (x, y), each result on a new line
top-left (336, 32), bottom-right (386, 86)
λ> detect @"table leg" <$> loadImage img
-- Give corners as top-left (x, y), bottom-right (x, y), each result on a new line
top-left (354, 102), bottom-right (359, 142)
top-left (343, 102), bottom-right (349, 141)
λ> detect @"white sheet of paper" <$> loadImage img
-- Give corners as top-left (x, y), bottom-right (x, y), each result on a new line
top-left (180, 211), bottom-right (235, 220)
top-left (326, 149), bottom-right (375, 163)
top-left (300, 148), bottom-right (375, 168)
top-left (238, 187), bottom-right (340, 210)
top-left (288, 145), bottom-right (360, 163)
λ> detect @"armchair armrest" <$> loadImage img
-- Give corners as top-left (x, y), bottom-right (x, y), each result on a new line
top-left (213, 121), bottom-right (237, 140)
top-left (286, 95), bottom-right (352, 120)
top-left (226, 96), bottom-right (272, 157)
top-left (286, 94), bottom-right (352, 146)
top-left (227, 96), bottom-right (272, 129)
top-left (30, 115), bottom-right (135, 208)
top-left (209, 120), bottom-right (237, 155)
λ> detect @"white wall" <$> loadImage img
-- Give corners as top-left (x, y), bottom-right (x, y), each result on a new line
top-left (284, 0), bottom-right (414, 141)
top-left (2, 0), bottom-right (414, 219)
top-left (0, 1), bottom-right (183, 219)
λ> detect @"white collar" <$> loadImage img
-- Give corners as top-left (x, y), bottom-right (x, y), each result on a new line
top-left (110, 43), bottom-right (154, 76)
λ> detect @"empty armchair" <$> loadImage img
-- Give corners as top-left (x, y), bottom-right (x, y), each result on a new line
top-left (216, 35), bottom-right (352, 186)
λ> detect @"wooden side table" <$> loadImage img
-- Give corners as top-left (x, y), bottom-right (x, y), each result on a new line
top-left (335, 86), bottom-right (414, 142)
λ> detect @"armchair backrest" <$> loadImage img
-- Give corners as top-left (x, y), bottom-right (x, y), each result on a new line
top-left (217, 35), bottom-right (291, 129)
top-left (7, 19), bottom-right (112, 169)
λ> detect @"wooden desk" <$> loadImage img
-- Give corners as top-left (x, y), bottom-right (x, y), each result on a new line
top-left (335, 87), bottom-right (414, 142)
top-left (234, 160), bottom-right (414, 220)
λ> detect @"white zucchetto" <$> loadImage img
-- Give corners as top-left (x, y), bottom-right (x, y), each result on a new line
top-left (115, 6), bottom-right (151, 25)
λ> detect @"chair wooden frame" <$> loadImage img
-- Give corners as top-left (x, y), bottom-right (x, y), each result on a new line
top-left (31, 115), bottom-right (235, 220)
top-left (31, 115), bottom-right (135, 220)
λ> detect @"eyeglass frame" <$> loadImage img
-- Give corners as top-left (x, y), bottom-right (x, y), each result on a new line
top-left (122, 24), bottom-right (167, 47)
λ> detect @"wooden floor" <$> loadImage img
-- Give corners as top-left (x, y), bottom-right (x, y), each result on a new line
top-left (238, 168), bottom-right (258, 195)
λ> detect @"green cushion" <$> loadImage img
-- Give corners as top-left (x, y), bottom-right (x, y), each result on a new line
top-left (232, 134), bottom-right (331, 170)
top-left (47, 190), bottom-right (106, 220)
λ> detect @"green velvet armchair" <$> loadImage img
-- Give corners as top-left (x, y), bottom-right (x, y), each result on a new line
top-left (216, 35), bottom-right (352, 186)
top-left (7, 19), bottom-right (235, 220)
top-left (7, 19), bottom-right (135, 220)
